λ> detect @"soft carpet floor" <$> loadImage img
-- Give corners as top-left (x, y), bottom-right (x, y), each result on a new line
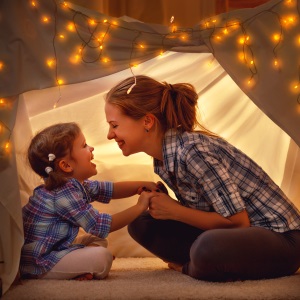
top-left (2, 258), bottom-right (300, 300)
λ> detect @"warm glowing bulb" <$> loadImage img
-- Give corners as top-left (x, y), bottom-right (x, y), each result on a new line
top-left (0, 98), bottom-right (4, 105)
top-left (250, 60), bottom-right (254, 65)
top-left (238, 37), bottom-right (245, 44)
top-left (102, 57), bottom-right (109, 63)
top-left (99, 45), bottom-right (103, 50)
top-left (42, 16), bottom-right (50, 23)
top-left (57, 79), bottom-right (64, 85)
top-left (59, 34), bottom-right (65, 39)
top-left (67, 23), bottom-right (75, 32)
top-left (0, 62), bottom-right (3, 70)
top-left (273, 33), bottom-right (280, 41)
top-left (31, 1), bottom-right (36, 7)
top-left (5, 142), bottom-right (9, 149)
top-left (70, 54), bottom-right (80, 64)
top-left (294, 84), bottom-right (299, 89)
top-left (223, 28), bottom-right (228, 34)
top-left (237, 51), bottom-right (245, 61)
top-left (103, 19), bottom-right (108, 23)
top-left (46, 59), bottom-right (55, 67)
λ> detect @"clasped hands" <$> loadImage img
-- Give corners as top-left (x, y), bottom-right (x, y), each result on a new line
top-left (138, 181), bottom-right (180, 220)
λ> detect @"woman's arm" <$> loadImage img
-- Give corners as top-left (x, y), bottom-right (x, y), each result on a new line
top-left (149, 192), bottom-right (250, 230)
top-left (112, 181), bottom-right (164, 199)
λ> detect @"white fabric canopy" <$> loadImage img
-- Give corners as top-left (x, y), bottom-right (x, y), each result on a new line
top-left (1, 0), bottom-right (300, 295)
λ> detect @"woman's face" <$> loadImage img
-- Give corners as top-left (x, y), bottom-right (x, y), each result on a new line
top-left (105, 102), bottom-right (147, 156)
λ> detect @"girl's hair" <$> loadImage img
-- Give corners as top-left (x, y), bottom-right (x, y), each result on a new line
top-left (105, 75), bottom-right (217, 136)
top-left (28, 122), bottom-right (81, 190)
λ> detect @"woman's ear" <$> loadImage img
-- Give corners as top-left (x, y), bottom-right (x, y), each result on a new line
top-left (144, 114), bottom-right (155, 131)
top-left (58, 160), bottom-right (73, 173)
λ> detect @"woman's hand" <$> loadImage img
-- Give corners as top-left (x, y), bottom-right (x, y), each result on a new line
top-left (148, 192), bottom-right (180, 220)
top-left (137, 181), bottom-right (169, 195)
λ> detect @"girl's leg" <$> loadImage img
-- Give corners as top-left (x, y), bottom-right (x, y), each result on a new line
top-left (73, 233), bottom-right (108, 248)
top-left (42, 246), bottom-right (113, 280)
top-left (183, 227), bottom-right (300, 281)
top-left (128, 211), bottom-right (203, 264)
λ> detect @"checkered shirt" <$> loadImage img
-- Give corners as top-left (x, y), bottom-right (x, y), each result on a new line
top-left (20, 178), bottom-right (113, 276)
top-left (154, 129), bottom-right (300, 232)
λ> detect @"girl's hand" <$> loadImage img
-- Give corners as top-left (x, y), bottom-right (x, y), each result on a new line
top-left (136, 191), bottom-right (152, 211)
top-left (149, 192), bottom-right (180, 220)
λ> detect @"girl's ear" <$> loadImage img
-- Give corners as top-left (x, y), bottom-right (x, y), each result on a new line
top-left (144, 114), bottom-right (155, 130)
top-left (58, 160), bottom-right (73, 173)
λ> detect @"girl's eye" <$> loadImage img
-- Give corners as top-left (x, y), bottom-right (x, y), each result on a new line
top-left (84, 143), bottom-right (87, 148)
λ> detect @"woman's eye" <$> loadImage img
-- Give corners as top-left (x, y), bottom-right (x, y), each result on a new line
top-left (112, 124), bottom-right (118, 129)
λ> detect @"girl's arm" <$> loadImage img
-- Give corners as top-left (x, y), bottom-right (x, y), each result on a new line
top-left (149, 192), bottom-right (250, 230)
top-left (112, 181), bottom-right (160, 199)
top-left (109, 191), bottom-right (151, 232)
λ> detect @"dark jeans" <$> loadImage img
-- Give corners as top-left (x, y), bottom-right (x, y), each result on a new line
top-left (128, 211), bottom-right (300, 281)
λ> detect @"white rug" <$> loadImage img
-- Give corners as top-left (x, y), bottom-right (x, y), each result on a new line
top-left (3, 258), bottom-right (300, 300)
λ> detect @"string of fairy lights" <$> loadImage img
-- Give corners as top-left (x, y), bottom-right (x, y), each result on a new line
top-left (0, 0), bottom-right (299, 158)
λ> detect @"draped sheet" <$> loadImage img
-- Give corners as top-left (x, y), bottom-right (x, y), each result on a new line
top-left (0, 0), bottom-right (300, 295)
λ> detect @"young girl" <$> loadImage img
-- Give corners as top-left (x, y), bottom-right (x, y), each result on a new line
top-left (104, 75), bottom-right (300, 282)
top-left (20, 122), bottom-right (157, 281)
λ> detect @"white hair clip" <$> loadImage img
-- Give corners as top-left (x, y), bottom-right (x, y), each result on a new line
top-left (127, 76), bottom-right (137, 94)
top-left (45, 166), bottom-right (53, 175)
top-left (48, 153), bottom-right (56, 161)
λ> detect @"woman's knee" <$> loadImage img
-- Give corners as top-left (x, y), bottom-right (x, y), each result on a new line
top-left (186, 230), bottom-right (228, 280)
top-left (190, 230), bottom-right (222, 265)
top-left (128, 212), bottom-right (153, 242)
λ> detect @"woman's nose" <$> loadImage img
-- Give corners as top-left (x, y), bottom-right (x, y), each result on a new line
top-left (107, 129), bottom-right (115, 140)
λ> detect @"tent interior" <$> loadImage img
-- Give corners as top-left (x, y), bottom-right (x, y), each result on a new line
top-left (1, 0), bottom-right (300, 296)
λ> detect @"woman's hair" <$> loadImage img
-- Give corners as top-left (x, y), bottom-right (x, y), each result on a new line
top-left (28, 122), bottom-right (81, 190)
top-left (105, 75), bottom-right (216, 136)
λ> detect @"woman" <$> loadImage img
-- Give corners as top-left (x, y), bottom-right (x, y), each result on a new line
top-left (104, 75), bottom-right (300, 281)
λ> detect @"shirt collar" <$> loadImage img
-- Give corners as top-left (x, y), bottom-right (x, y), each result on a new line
top-left (154, 129), bottom-right (178, 173)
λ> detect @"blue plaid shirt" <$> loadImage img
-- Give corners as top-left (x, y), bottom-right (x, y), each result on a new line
top-left (154, 129), bottom-right (300, 232)
top-left (20, 178), bottom-right (113, 276)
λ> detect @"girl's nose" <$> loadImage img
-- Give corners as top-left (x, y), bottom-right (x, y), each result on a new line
top-left (89, 145), bottom-right (94, 151)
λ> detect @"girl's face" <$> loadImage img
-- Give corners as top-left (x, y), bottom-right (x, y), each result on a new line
top-left (105, 102), bottom-right (147, 156)
top-left (64, 130), bottom-right (97, 182)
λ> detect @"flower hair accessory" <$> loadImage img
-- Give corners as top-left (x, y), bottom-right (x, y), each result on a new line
top-left (48, 153), bottom-right (56, 161)
top-left (45, 166), bottom-right (53, 175)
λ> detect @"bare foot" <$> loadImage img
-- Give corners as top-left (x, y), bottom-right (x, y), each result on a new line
top-left (72, 273), bottom-right (93, 281)
top-left (167, 262), bottom-right (183, 273)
